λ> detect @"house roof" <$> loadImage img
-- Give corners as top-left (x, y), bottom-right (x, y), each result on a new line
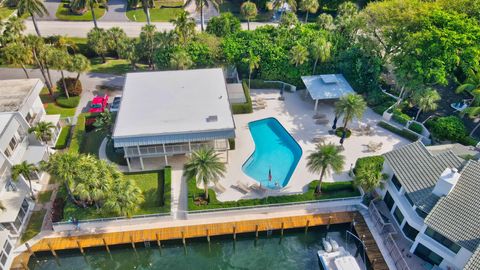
top-left (464, 245), bottom-right (480, 270)
top-left (0, 79), bottom-right (43, 112)
top-left (112, 69), bottom-right (235, 147)
top-left (301, 74), bottom-right (354, 100)
top-left (425, 160), bottom-right (480, 252)
top-left (383, 142), bottom-right (463, 213)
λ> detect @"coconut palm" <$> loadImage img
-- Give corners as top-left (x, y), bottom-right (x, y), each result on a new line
top-left (310, 37), bottom-right (332, 74)
top-left (23, 35), bottom-right (54, 95)
top-left (456, 69), bottom-right (480, 106)
top-left (74, 156), bottom-right (111, 208)
top-left (307, 143), bottom-right (345, 193)
top-left (17, 0), bottom-right (49, 36)
top-left (413, 88), bottom-right (441, 120)
top-left (334, 93), bottom-right (367, 130)
top-left (184, 0), bottom-right (221, 32)
top-left (48, 48), bottom-right (72, 98)
top-left (28, 121), bottom-right (55, 146)
top-left (272, 0), bottom-right (296, 17)
top-left (1, 42), bottom-right (33, 78)
top-left (170, 11), bottom-right (196, 45)
top-left (354, 163), bottom-right (386, 193)
top-left (242, 50), bottom-right (260, 89)
top-left (107, 27), bottom-right (128, 58)
top-left (68, 54), bottom-right (90, 86)
top-left (317, 13), bottom-right (335, 31)
top-left (12, 161), bottom-right (38, 198)
top-left (290, 44), bottom-right (309, 67)
top-left (240, 1), bottom-right (257, 30)
top-left (71, 0), bottom-right (107, 29)
top-left (299, 0), bottom-right (318, 22)
top-left (170, 49), bottom-right (193, 70)
top-left (184, 148), bottom-right (226, 201)
top-left (105, 178), bottom-right (144, 217)
top-left (118, 38), bottom-right (139, 70)
top-left (1, 16), bottom-right (26, 43)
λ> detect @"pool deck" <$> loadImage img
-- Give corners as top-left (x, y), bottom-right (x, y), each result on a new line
top-left (216, 89), bottom-right (409, 201)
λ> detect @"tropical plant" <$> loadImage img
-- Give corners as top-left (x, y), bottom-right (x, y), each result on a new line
top-left (183, 148), bottom-right (226, 201)
top-left (1, 42), bottom-right (32, 78)
top-left (17, 0), bottom-right (49, 36)
top-left (289, 44), bottom-right (308, 67)
top-left (23, 35), bottom-right (54, 95)
top-left (45, 35), bottom-right (79, 54)
top-left (105, 178), bottom-right (143, 217)
top-left (93, 109), bottom-right (113, 137)
top-left (70, 0), bottom-right (107, 28)
top-left (184, 0), bottom-right (221, 31)
top-left (87, 28), bottom-right (109, 63)
top-left (240, 1), bottom-right (257, 30)
top-left (306, 143), bottom-right (345, 193)
top-left (171, 10), bottom-right (196, 45)
top-left (28, 121), bottom-right (55, 146)
top-left (12, 161), bottom-right (38, 198)
top-left (299, 0), bottom-right (319, 22)
top-left (310, 37), bottom-right (331, 74)
top-left (138, 24), bottom-right (158, 69)
top-left (334, 93), bottom-right (367, 130)
top-left (48, 48), bottom-right (72, 98)
top-left (170, 49), bottom-right (193, 70)
top-left (317, 13), bottom-right (335, 31)
top-left (279, 11), bottom-right (298, 28)
top-left (206, 12), bottom-right (241, 37)
top-left (107, 27), bottom-right (128, 58)
top-left (1, 16), bottom-right (26, 44)
top-left (242, 50), bottom-right (260, 89)
top-left (354, 163), bottom-right (386, 193)
top-left (456, 69), bottom-right (480, 106)
top-left (272, 0), bottom-right (296, 17)
top-left (68, 54), bottom-right (90, 86)
top-left (119, 38), bottom-right (139, 70)
top-left (412, 88), bottom-right (440, 120)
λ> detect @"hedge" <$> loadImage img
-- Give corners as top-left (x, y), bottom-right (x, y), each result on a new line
top-left (228, 138), bottom-right (235, 150)
top-left (458, 136), bottom-right (479, 147)
top-left (408, 122), bottom-right (423, 134)
top-left (378, 121), bottom-right (419, 142)
top-left (69, 113), bottom-right (89, 153)
top-left (159, 166), bottom-right (171, 206)
top-left (54, 126), bottom-right (71, 149)
top-left (392, 109), bottom-right (411, 126)
top-left (56, 96), bottom-right (80, 108)
top-left (427, 116), bottom-right (467, 142)
top-left (354, 155), bottom-right (384, 175)
top-left (231, 80), bottom-right (253, 114)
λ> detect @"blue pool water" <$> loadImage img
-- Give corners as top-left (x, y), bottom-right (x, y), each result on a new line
top-left (242, 118), bottom-right (302, 188)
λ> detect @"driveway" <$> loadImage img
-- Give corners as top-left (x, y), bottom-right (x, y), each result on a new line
top-left (100, 0), bottom-right (129, 22)
top-left (36, 0), bottom-right (62, 21)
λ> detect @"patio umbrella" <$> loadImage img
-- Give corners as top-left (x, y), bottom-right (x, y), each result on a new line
top-left (332, 115), bottom-right (338, 130)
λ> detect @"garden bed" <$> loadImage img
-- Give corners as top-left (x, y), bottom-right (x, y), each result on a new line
top-left (377, 121), bottom-right (419, 142)
top-left (40, 88), bottom-right (77, 117)
top-left (126, 1), bottom-right (183, 22)
top-left (21, 210), bottom-right (46, 243)
top-left (231, 80), bottom-right (253, 114)
top-left (56, 2), bottom-right (106, 21)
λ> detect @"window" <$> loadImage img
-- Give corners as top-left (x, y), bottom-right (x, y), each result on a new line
top-left (393, 206), bottom-right (404, 225)
top-left (391, 175), bottom-right (402, 191)
top-left (3, 242), bottom-right (11, 255)
top-left (25, 112), bottom-right (33, 123)
top-left (384, 191), bottom-right (395, 211)
top-left (416, 208), bottom-right (428, 219)
top-left (425, 227), bottom-right (461, 254)
top-left (402, 222), bottom-right (419, 241)
top-left (8, 136), bottom-right (18, 151)
top-left (3, 149), bottom-right (11, 158)
top-left (405, 194), bottom-right (415, 207)
top-left (0, 252), bottom-right (6, 266)
top-left (414, 243), bottom-right (443, 266)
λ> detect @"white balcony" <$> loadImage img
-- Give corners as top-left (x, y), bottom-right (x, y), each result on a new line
top-left (124, 139), bottom-right (229, 158)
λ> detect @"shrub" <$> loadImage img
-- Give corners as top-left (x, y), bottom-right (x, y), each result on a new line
top-left (428, 116), bottom-right (467, 141)
top-left (231, 80), bottom-right (253, 114)
top-left (206, 12), bottom-right (241, 37)
top-left (335, 127), bottom-right (352, 138)
top-left (408, 122), bottom-right (423, 134)
top-left (56, 77), bottom-right (83, 96)
top-left (377, 121), bottom-right (419, 141)
top-left (458, 136), bottom-right (479, 147)
top-left (354, 156), bottom-right (384, 175)
top-left (159, 167), bottom-right (171, 206)
top-left (391, 109), bottom-right (411, 125)
top-left (56, 95), bottom-right (80, 108)
top-left (249, 79), bottom-right (283, 89)
top-left (54, 126), bottom-right (71, 149)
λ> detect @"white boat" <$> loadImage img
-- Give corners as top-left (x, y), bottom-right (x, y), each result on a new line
top-left (317, 246), bottom-right (362, 270)
top-left (322, 238), bottom-right (333, 253)
top-left (328, 237), bottom-right (339, 252)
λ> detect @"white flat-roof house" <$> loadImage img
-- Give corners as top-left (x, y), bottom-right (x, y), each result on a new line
top-left (0, 230), bottom-right (13, 270)
top-left (376, 142), bottom-right (480, 270)
top-left (113, 69), bottom-right (236, 172)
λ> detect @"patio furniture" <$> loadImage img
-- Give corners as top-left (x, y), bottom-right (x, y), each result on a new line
top-left (365, 124), bottom-right (375, 136)
top-left (450, 99), bottom-right (472, 112)
top-left (253, 104), bottom-right (266, 110)
top-left (312, 136), bottom-right (326, 143)
top-left (249, 183), bottom-right (267, 194)
top-left (312, 113), bottom-right (327, 119)
top-left (367, 142), bottom-right (383, 152)
top-left (236, 181), bottom-right (251, 193)
top-left (214, 183), bottom-right (226, 194)
top-left (315, 119), bottom-right (329, 125)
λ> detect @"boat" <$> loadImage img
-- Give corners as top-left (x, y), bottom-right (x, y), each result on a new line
top-left (328, 237), bottom-right (339, 252)
top-left (322, 238), bottom-right (333, 253)
top-left (317, 246), bottom-right (363, 270)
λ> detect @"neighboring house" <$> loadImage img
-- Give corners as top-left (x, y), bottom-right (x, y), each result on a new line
top-left (112, 69), bottom-right (236, 172)
top-left (379, 141), bottom-right (480, 270)
top-left (0, 230), bottom-right (13, 270)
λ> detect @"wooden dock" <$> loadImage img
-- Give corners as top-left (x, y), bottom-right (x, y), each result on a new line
top-left (13, 211), bottom-right (389, 270)
top-left (353, 214), bottom-right (389, 270)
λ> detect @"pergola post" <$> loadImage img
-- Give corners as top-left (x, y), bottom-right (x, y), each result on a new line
top-left (163, 143), bottom-right (169, 166)
top-left (314, 99), bottom-right (319, 111)
top-left (137, 145), bottom-right (144, 170)
top-left (126, 157), bottom-right (131, 171)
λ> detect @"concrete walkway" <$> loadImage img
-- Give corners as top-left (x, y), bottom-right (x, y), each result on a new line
top-left (100, 0), bottom-right (129, 22)
top-left (36, 0), bottom-right (62, 21)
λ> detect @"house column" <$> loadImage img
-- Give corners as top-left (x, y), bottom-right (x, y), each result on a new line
top-left (126, 157), bottom-right (132, 172)
top-left (188, 141), bottom-right (192, 152)
top-left (163, 144), bottom-right (168, 166)
top-left (314, 99), bottom-right (319, 111)
top-left (137, 145), bottom-right (144, 170)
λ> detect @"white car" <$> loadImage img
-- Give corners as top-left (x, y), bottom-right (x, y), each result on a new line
top-left (109, 95), bottom-right (122, 112)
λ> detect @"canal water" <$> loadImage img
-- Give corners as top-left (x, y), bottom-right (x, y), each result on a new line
top-left (29, 224), bottom-right (366, 270)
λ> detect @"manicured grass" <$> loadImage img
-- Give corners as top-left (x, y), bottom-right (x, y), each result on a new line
top-left (69, 113), bottom-right (88, 153)
top-left (0, 6), bottom-right (16, 18)
top-left (61, 170), bottom-right (170, 221)
top-left (56, 2), bottom-right (106, 21)
top-left (80, 130), bottom-right (105, 156)
top-left (126, 3), bottom-right (183, 22)
top-left (40, 88), bottom-right (77, 117)
top-left (231, 81), bottom-right (253, 114)
top-left (188, 179), bottom-right (361, 211)
top-left (219, 0), bottom-right (273, 22)
top-left (21, 210), bottom-right (46, 243)
top-left (38, 190), bottom-right (53, 204)
top-left (378, 121), bottom-right (419, 142)
top-left (55, 126), bottom-right (71, 149)
top-left (89, 58), bottom-right (147, 75)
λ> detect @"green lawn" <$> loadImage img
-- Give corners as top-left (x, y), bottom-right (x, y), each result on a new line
top-left (40, 88), bottom-right (77, 117)
top-left (38, 190), bottom-right (54, 204)
top-left (89, 58), bottom-right (147, 75)
top-left (56, 2), bottom-right (106, 21)
top-left (0, 6), bottom-right (16, 18)
top-left (188, 179), bottom-right (361, 211)
top-left (219, 0), bottom-right (273, 22)
top-left (21, 210), bottom-right (46, 243)
top-left (126, 3), bottom-right (183, 22)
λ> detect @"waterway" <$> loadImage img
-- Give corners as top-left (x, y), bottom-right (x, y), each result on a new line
top-left (29, 225), bottom-right (366, 270)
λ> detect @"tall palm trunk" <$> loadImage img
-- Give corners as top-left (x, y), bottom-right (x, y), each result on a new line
top-left (203, 178), bottom-right (209, 200)
top-left (313, 57), bottom-right (318, 74)
top-left (248, 69), bottom-right (252, 89)
top-left (45, 65), bottom-right (54, 91)
top-left (75, 72), bottom-right (81, 86)
top-left (21, 64), bottom-right (30, 78)
top-left (305, 11), bottom-right (309, 23)
top-left (247, 19), bottom-right (250, 30)
top-left (32, 50), bottom-right (53, 95)
top-left (470, 122), bottom-right (480, 137)
top-left (30, 12), bottom-right (42, 36)
top-left (91, 2), bottom-right (98, 28)
top-left (144, 5), bottom-right (151, 24)
top-left (415, 109), bottom-right (422, 121)
top-left (24, 175), bottom-right (35, 198)
top-left (200, 1), bottom-right (204, 32)
top-left (315, 167), bottom-right (326, 193)
top-left (60, 70), bottom-right (70, 99)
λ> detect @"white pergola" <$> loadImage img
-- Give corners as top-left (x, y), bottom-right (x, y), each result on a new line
top-left (301, 74), bottom-right (355, 111)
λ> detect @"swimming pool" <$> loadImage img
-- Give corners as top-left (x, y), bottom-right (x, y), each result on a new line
top-left (242, 118), bottom-right (302, 188)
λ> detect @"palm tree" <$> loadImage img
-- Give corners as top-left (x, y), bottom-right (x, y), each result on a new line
top-left (2, 42), bottom-right (33, 78)
top-left (87, 28), bottom-right (109, 63)
top-left (310, 37), bottom-right (331, 74)
top-left (93, 109), bottom-right (113, 137)
top-left (12, 161), bottom-right (38, 198)
top-left (354, 163), bottom-right (386, 193)
top-left (272, 0), bottom-right (296, 18)
top-left (105, 178), bottom-right (144, 217)
top-left (307, 143), bottom-right (345, 193)
top-left (107, 27), bottom-right (127, 58)
top-left (184, 148), bottom-right (226, 201)
top-left (317, 13), bottom-right (335, 31)
top-left (413, 88), bottom-right (441, 120)
top-left (242, 50), bottom-right (260, 89)
top-left (24, 35), bottom-right (54, 95)
top-left (71, 0), bottom-right (107, 29)
top-left (170, 49), bottom-right (193, 70)
top-left (463, 106), bottom-right (480, 137)
top-left (138, 24), bottom-right (158, 69)
top-left (334, 93), bottom-right (367, 130)
top-left (456, 69), bottom-right (480, 106)
top-left (48, 48), bottom-right (72, 98)
top-left (74, 156), bottom-right (111, 208)
top-left (68, 54), bottom-right (91, 86)
top-left (299, 0), bottom-right (318, 22)
top-left (290, 44), bottom-right (308, 67)
top-left (1, 16), bottom-right (26, 44)
top-left (170, 11), bottom-right (196, 45)
top-left (240, 1), bottom-right (257, 30)
top-left (17, 0), bottom-right (49, 36)
top-left (184, 0), bottom-right (221, 32)
top-left (118, 38), bottom-right (139, 70)
top-left (28, 121), bottom-right (55, 146)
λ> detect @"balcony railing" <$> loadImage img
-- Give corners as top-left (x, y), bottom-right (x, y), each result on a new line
top-left (124, 140), bottom-right (229, 158)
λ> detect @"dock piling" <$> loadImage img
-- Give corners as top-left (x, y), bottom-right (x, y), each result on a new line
top-left (21, 259), bottom-right (29, 270)
top-left (130, 235), bottom-right (136, 250)
top-left (233, 225), bottom-right (236, 241)
top-left (255, 225), bottom-right (259, 239)
top-left (102, 238), bottom-right (110, 254)
top-left (76, 241), bottom-right (84, 255)
top-left (304, 220), bottom-right (310, 234)
top-left (25, 243), bottom-right (37, 260)
top-left (327, 216), bottom-right (332, 230)
top-left (47, 243), bottom-right (58, 258)
top-left (156, 233), bottom-right (161, 248)
top-left (280, 222), bottom-right (284, 237)
top-left (206, 229), bottom-right (210, 243)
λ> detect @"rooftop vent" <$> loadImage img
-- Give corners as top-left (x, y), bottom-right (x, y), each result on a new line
top-left (206, 115), bottom-right (218, 123)
top-left (432, 168), bottom-right (461, 197)
top-left (320, 74), bottom-right (338, 84)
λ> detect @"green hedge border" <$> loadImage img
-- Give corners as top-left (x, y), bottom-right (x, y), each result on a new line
top-left (56, 96), bottom-right (80, 108)
top-left (159, 166), bottom-right (171, 207)
top-left (231, 80), bottom-right (253, 114)
top-left (378, 121), bottom-right (419, 142)
top-left (69, 113), bottom-right (90, 153)
top-left (54, 126), bottom-right (71, 149)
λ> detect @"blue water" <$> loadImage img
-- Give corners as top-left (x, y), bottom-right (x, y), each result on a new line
top-left (242, 118), bottom-right (302, 188)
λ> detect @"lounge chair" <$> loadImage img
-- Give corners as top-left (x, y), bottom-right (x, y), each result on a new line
top-left (249, 183), bottom-right (267, 194)
top-left (315, 119), bottom-right (329, 125)
top-left (312, 113), bottom-right (327, 119)
top-left (236, 181), bottom-right (251, 193)
top-left (312, 136), bottom-right (326, 143)
top-left (213, 183), bottom-right (226, 194)
top-left (253, 104), bottom-right (266, 110)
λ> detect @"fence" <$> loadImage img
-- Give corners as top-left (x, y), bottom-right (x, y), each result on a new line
top-left (263, 80), bottom-right (297, 92)
top-left (384, 233), bottom-right (411, 270)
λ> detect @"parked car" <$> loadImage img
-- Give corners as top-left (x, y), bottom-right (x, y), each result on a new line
top-left (89, 94), bottom-right (108, 113)
top-left (109, 95), bottom-right (122, 112)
